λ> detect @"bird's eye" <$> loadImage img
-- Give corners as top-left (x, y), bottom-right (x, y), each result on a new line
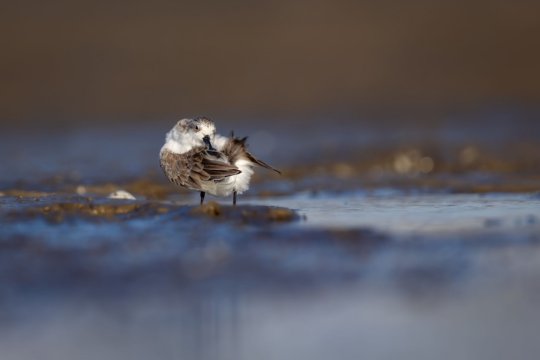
top-left (194, 126), bottom-right (199, 131)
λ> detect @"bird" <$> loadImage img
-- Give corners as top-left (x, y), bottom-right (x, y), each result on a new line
top-left (159, 116), bottom-right (280, 205)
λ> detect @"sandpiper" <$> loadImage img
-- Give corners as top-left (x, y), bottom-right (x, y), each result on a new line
top-left (160, 116), bottom-right (280, 205)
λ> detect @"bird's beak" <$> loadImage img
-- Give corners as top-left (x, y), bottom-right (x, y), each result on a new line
top-left (203, 135), bottom-right (215, 151)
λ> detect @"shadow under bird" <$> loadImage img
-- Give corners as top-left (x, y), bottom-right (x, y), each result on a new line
top-left (160, 117), bottom-right (280, 205)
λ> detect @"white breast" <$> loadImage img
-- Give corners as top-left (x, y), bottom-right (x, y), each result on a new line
top-left (230, 159), bottom-right (254, 194)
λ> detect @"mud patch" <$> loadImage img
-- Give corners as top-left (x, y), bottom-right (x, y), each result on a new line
top-left (2, 197), bottom-right (301, 226)
top-left (192, 201), bottom-right (300, 224)
top-left (5, 200), bottom-right (171, 223)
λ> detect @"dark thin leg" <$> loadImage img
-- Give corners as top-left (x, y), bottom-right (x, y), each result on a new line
top-left (233, 191), bottom-right (237, 206)
top-left (200, 191), bottom-right (205, 205)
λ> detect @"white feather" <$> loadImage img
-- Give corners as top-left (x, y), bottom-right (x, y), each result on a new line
top-left (231, 159), bottom-right (254, 194)
top-left (160, 127), bottom-right (200, 155)
top-left (213, 134), bottom-right (229, 151)
top-left (214, 135), bottom-right (256, 195)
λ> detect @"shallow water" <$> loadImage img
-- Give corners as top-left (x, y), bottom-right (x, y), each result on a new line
top-left (1, 192), bottom-right (539, 360)
top-left (3, 281), bottom-right (540, 360)
top-left (253, 192), bottom-right (540, 234)
top-left (1, 121), bottom-right (540, 360)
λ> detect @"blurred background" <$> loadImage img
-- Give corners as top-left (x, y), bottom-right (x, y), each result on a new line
top-left (1, 0), bottom-right (539, 129)
top-left (2, 2), bottom-right (540, 360)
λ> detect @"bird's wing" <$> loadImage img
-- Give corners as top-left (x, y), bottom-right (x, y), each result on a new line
top-left (160, 148), bottom-right (240, 190)
top-left (201, 156), bottom-right (242, 179)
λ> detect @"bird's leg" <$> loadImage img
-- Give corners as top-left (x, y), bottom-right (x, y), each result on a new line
top-left (233, 191), bottom-right (237, 206)
top-left (200, 192), bottom-right (206, 205)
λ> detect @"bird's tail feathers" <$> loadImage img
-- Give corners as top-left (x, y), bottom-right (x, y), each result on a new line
top-left (225, 133), bottom-right (281, 175)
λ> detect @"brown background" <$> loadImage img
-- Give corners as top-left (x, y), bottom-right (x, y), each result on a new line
top-left (1, 0), bottom-right (539, 126)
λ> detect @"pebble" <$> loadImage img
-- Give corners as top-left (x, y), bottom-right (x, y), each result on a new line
top-left (108, 190), bottom-right (136, 200)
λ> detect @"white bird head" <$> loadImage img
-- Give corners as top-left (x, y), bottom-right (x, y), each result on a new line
top-left (164, 116), bottom-right (217, 153)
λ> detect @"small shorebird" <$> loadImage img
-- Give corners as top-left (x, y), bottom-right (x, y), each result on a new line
top-left (160, 116), bottom-right (280, 205)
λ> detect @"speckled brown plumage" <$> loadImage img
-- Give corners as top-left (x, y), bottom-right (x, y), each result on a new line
top-left (160, 147), bottom-right (241, 191)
